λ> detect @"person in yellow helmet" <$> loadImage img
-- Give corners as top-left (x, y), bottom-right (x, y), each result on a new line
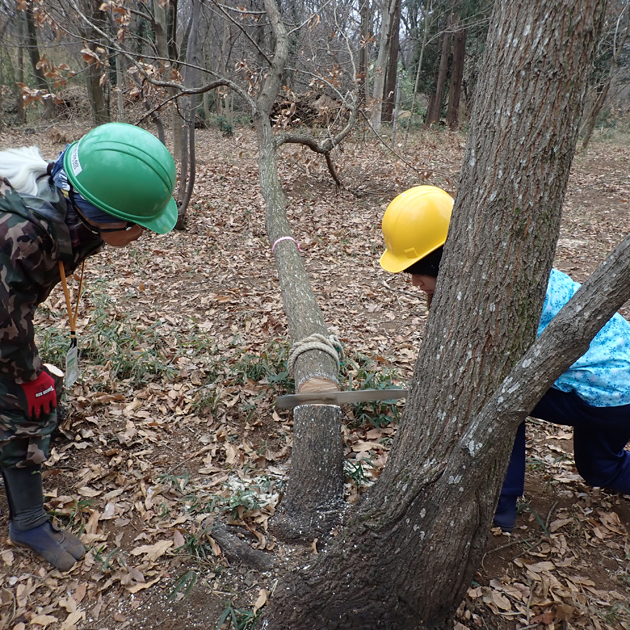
top-left (381, 185), bottom-right (630, 532)
top-left (380, 186), bottom-right (453, 308)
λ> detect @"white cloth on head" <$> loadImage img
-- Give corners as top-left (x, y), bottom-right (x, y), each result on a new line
top-left (0, 147), bottom-right (48, 196)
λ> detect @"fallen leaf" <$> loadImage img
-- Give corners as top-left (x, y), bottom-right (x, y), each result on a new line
top-left (31, 615), bottom-right (58, 627)
top-left (58, 596), bottom-right (77, 613)
top-left (78, 486), bottom-right (102, 498)
top-left (549, 518), bottom-right (573, 532)
top-left (125, 576), bottom-right (161, 593)
top-left (73, 583), bottom-right (87, 603)
top-left (173, 529), bottom-right (186, 548)
top-left (60, 610), bottom-right (86, 630)
top-left (85, 510), bottom-right (101, 535)
top-left (253, 588), bottom-right (268, 613)
top-left (531, 610), bottom-right (555, 625)
top-left (208, 536), bottom-right (221, 556)
top-left (351, 441), bottom-right (384, 452)
top-left (130, 540), bottom-right (173, 561)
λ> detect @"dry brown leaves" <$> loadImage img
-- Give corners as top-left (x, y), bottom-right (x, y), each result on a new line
top-left (0, 124), bottom-right (628, 629)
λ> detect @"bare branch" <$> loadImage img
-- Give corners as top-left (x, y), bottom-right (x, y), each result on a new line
top-left (285, 66), bottom-right (355, 107)
top-left (135, 79), bottom-right (232, 124)
top-left (358, 109), bottom-right (450, 184)
top-left (215, 3), bottom-right (268, 15)
top-left (286, 0), bottom-right (335, 37)
top-left (60, 0), bottom-right (257, 112)
top-left (206, 0), bottom-right (273, 66)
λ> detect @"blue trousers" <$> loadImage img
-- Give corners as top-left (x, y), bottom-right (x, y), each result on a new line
top-left (501, 388), bottom-right (630, 497)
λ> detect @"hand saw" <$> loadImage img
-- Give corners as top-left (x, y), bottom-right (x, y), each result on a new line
top-left (275, 388), bottom-right (408, 409)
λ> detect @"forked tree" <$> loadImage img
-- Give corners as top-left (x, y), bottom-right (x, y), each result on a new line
top-left (260, 0), bottom-right (630, 627)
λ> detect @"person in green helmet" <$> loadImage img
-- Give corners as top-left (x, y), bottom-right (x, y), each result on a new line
top-left (0, 123), bottom-right (178, 571)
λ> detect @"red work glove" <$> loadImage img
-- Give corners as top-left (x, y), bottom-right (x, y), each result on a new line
top-left (20, 371), bottom-right (57, 418)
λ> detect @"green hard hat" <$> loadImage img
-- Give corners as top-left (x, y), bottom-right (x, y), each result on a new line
top-left (63, 122), bottom-right (178, 234)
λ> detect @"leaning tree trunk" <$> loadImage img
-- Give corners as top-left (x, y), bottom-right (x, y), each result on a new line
top-left (262, 0), bottom-right (607, 628)
top-left (255, 0), bottom-right (345, 540)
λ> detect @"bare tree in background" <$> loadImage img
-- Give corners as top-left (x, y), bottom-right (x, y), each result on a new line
top-left (23, 1), bottom-right (56, 119)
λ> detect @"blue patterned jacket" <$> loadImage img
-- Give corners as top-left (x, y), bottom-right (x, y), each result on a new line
top-left (541, 269), bottom-right (630, 407)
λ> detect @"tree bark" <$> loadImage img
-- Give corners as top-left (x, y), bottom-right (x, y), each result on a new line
top-left (381, 0), bottom-right (401, 123)
top-left (262, 0), bottom-right (607, 627)
top-left (24, 3), bottom-right (55, 119)
top-left (425, 14), bottom-right (452, 126)
top-left (446, 22), bottom-right (466, 129)
top-left (80, 0), bottom-right (110, 124)
top-left (371, 0), bottom-right (398, 131)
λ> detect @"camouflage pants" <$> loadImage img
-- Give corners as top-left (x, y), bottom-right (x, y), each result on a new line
top-left (0, 378), bottom-right (56, 468)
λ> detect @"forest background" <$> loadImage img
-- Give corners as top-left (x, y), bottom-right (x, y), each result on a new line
top-left (1, 0), bottom-right (630, 628)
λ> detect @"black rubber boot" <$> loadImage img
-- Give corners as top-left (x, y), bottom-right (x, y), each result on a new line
top-left (9, 521), bottom-right (84, 571)
top-left (493, 495), bottom-right (517, 533)
top-left (2, 466), bottom-right (84, 571)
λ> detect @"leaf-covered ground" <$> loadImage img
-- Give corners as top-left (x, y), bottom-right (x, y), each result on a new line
top-left (0, 122), bottom-right (628, 630)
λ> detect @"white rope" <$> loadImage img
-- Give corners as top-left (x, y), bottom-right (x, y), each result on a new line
top-left (287, 333), bottom-right (344, 377)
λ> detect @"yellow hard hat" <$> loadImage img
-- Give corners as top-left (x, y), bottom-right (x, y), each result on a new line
top-left (380, 186), bottom-right (454, 273)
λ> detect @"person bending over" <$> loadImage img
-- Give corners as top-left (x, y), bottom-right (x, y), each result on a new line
top-left (380, 185), bottom-right (630, 531)
top-left (0, 123), bottom-right (178, 569)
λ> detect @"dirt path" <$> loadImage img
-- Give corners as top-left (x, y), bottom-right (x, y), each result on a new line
top-left (0, 124), bottom-right (628, 630)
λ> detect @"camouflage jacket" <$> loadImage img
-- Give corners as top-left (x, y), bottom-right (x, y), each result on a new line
top-left (0, 175), bottom-right (103, 384)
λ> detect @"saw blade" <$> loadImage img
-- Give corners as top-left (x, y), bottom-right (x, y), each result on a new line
top-left (275, 388), bottom-right (408, 409)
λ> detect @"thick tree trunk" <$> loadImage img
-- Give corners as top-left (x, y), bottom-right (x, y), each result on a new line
top-left (262, 0), bottom-right (607, 627)
top-left (1, 19), bottom-right (25, 126)
top-left (358, 0), bottom-right (371, 108)
top-left (256, 0), bottom-right (345, 540)
top-left (175, 0), bottom-right (200, 228)
top-left (381, 0), bottom-right (401, 123)
top-left (446, 23), bottom-right (466, 129)
top-left (80, 0), bottom-right (110, 124)
top-left (425, 15), bottom-right (452, 126)
top-left (371, 0), bottom-right (397, 131)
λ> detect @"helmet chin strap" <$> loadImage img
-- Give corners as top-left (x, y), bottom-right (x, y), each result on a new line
top-left (68, 194), bottom-right (135, 234)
